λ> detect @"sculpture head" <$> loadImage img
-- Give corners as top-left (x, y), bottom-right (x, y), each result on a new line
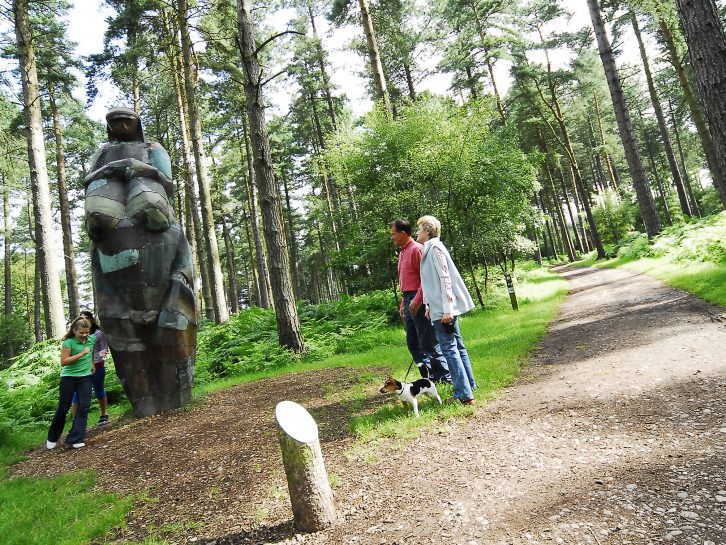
top-left (106, 107), bottom-right (144, 142)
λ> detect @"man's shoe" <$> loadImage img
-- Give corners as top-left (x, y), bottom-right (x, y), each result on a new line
top-left (98, 415), bottom-right (109, 426)
top-left (461, 398), bottom-right (476, 406)
top-left (46, 440), bottom-right (57, 450)
top-left (71, 443), bottom-right (86, 449)
top-left (445, 396), bottom-right (459, 404)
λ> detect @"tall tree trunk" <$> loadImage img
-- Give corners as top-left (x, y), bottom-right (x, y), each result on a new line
top-left (237, 0), bottom-right (304, 352)
top-left (161, 6), bottom-right (205, 321)
top-left (528, 39), bottom-right (604, 257)
top-left (470, 0), bottom-right (506, 124)
top-left (241, 119), bottom-right (272, 308)
top-left (242, 207), bottom-right (261, 306)
top-left (2, 177), bottom-right (13, 358)
top-left (307, 2), bottom-right (338, 131)
top-left (178, 0), bottom-right (229, 323)
top-left (559, 168), bottom-right (585, 254)
top-left (33, 249), bottom-right (42, 342)
top-left (593, 92), bottom-right (618, 192)
top-left (631, 11), bottom-right (692, 217)
top-left (545, 166), bottom-right (576, 261)
top-left (670, 101), bottom-right (702, 216)
top-left (658, 14), bottom-right (726, 208)
top-left (357, 0), bottom-right (392, 115)
top-left (13, 0), bottom-right (65, 337)
top-left (644, 128), bottom-right (673, 225)
top-left (587, 0), bottom-right (662, 237)
top-left (48, 84), bottom-right (80, 319)
top-left (221, 221), bottom-right (240, 314)
top-left (281, 173), bottom-right (301, 298)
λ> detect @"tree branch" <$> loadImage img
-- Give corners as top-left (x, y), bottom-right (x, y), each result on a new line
top-left (260, 69), bottom-right (288, 88)
top-left (254, 30), bottom-right (303, 57)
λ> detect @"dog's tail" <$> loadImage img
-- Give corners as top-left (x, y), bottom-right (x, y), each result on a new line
top-left (415, 362), bottom-right (431, 379)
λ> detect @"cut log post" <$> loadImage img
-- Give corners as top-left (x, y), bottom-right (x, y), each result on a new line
top-left (275, 400), bottom-right (337, 532)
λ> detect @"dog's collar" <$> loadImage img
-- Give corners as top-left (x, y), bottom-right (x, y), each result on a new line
top-left (395, 383), bottom-right (406, 396)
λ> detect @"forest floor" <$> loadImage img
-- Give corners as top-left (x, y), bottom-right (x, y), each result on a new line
top-left (11, 265), bottom-right (726, 545)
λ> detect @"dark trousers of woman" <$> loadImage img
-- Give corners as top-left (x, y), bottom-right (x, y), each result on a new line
top-left (48, 375), bottom-right (92, 445)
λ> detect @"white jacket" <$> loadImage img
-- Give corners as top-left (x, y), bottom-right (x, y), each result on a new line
top-left (420, 238), bottom-right (475, 322)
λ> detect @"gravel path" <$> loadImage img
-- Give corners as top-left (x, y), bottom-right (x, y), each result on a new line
top-left (297, 265), bottom-right (726, 545)
top-left (12, 265), bottom-right (726, 545)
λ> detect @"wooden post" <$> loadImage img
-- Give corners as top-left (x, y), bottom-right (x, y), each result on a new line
top-left (275, 401), bottom-right (336, 532)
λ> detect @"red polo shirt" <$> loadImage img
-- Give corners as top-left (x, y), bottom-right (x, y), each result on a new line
top-left (398, 238), bottom-right (423, 305)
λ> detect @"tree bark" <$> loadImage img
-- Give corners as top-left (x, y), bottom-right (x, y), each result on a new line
top-left (160, 6), bottom-right (205, 321)
top-left (358, 0), bottom-right (393, 115)
top-left (670, 101), bottom-right (702, 216)
top-left (659, 14), bottom-right (726, 208)
top-left (48, 83), bottom-right (80, 319)
top-left (587, 0), bottom-right (662, 237)
top-left (241, 118), bottom-right (272, 309)
top-left (281, 173), bottom-right (301, 299)
top-left (593, 92), bottom-right (618, 192)
top-left (2, 176), bottom-right (13, 358)
top-left (631, 11), bottom-right (691, 217)
top-left (307, 2), bottom-right (339, 132)
top-left (178, 0), bottom-right (229, 323)
top-left (13, 0), bottom-right (65, 337)
top-left (237, 0), bottom-right (304, 352)
top-left (221, 220), bottom-right (240, 314)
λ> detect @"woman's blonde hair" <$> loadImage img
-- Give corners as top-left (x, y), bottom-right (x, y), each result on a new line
top-left (416, 215), bottom-right (441, 238)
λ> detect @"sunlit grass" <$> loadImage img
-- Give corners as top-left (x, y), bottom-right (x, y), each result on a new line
top-left (0, 470), bottom-right (131, 545)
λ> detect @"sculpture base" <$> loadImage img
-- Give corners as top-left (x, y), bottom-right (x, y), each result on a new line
top-left (113, 351), bottom-right (195, 417)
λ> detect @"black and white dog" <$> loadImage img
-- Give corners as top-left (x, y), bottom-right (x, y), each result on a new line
top-left (379, 375), bottom-right (442, 417)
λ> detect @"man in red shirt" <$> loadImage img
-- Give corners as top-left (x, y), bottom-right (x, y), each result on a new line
top-left (390, 219), bottom-right (450, 382)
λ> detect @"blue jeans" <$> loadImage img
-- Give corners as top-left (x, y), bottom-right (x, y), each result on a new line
top-left (48, 375), bottom-right (92, 445)
top-left (72, 366), bottom-right (106, 403)
top-left (433, 318), bottom-right (476, 400)
top-left (403, 292), bottom-right (450, 382)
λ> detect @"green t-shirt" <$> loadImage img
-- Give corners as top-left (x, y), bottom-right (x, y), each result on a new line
top-left (60, 335), bottom-right (96, 377)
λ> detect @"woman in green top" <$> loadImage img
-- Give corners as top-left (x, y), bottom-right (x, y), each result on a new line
top-left (46, 317), bottom-right (96, 450)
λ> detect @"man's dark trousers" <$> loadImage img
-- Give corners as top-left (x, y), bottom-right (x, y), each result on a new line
top-left (403, 291), bottom-right (451, 382)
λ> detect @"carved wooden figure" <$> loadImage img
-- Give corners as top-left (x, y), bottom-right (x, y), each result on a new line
top-left (85, 107), bottom-right (196, 417)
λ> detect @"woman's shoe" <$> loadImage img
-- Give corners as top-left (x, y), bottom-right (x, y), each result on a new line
top-left (46, 440), bottom-right (57, 450)
top-left (98, 415), bottom-right (109, 426)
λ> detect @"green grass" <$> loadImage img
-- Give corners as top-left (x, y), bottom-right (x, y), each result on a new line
top-left (578, 213), bottom-right (726, 306)
top-left (0, 264), bottom-right (569, 545)
top-left (347, 266), bottom-right (569, 443)
top-left (0, 470), bottom-right (131, 545)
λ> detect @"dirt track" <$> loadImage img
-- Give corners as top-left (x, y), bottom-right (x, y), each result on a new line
top-left (12, 265), bottom-right (726, 544)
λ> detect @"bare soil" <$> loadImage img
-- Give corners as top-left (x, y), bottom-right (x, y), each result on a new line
top-left (11, 265), bottom-right (726, 545)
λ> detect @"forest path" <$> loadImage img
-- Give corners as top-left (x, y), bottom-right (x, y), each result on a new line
top-left (11, 265), bottom-right (726, 545)
top-left (305, 264), bottom-right (726, 545)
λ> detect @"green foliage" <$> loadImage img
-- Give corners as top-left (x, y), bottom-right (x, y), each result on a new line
top-left (326, 96), bottom-right (537, 291)
top-left (195, 291), bottom-right (398, 382)
top-left (592, 190), bottom-right (637, 245)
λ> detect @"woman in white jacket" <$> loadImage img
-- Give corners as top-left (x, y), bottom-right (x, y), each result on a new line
top-left (416, 216), bottom-right (477, 404)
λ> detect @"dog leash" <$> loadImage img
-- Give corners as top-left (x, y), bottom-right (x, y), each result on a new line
top-left (403, 358), bottom-right (415, 381)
